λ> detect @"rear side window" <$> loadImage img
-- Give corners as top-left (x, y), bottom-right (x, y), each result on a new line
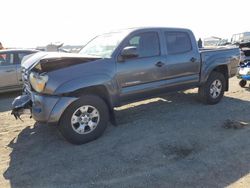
top-left (126, 32), bottom-right (160, 58)
top-left (165, 32), bottom-right (192, 54)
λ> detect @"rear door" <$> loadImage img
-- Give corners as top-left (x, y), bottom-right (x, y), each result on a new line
top-left (0, 52), bottom-right (18, 89)
top-left (160, 30), bottom-right (201, 85)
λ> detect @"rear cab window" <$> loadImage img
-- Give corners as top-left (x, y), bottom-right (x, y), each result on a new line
top-left (165, 31), bottom-right (192, 55)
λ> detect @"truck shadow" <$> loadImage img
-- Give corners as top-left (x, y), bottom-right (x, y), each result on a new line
top-left (3, 92), bottom-right (250, 188)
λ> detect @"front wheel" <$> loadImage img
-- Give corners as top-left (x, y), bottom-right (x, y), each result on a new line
top-left (198, 72), bottom-right (226, 105)
top-left (58, 95), bottom-right (109, 145)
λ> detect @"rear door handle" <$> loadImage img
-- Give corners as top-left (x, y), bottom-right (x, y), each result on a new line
top-left (155, 61), bottom-right (165, 67)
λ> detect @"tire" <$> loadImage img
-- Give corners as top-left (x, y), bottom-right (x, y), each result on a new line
top-left (198, 72), bottom-right (226, 105)
top-left (239, 80), bottom-right (247, 88)
top-left (58, 95), bottom-right (109, 145)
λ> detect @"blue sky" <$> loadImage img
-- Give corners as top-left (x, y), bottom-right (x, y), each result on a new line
top-left (1, 0), bottom-right (249, 48)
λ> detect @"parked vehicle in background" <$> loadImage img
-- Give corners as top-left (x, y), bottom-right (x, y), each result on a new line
top-left (239, 41), bottom-right (250, 60)
top-left (238, 61), bottom-right (250, 87)
top-left (0, 49), bottom-right (38, 93)
top-left (203, 36), bottom-right (222, 47)
top-left (226, 32), bottom-right (250, 87)
top-left (231, 32), bottom-right (250, 44)
top-left (12, 27), bottom-right (240, 144)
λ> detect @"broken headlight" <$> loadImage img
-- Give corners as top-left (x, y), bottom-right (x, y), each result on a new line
top-left (29, 72), bottom-right (49, 93)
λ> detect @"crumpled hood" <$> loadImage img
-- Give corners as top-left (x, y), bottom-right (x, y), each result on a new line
top-left (21, 52), bottom-right (48, 69)
top-left (21, 52), bottom-right (101, 72)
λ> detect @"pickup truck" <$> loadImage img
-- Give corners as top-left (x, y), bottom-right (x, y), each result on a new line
top-left (12, 27), bottom-right (240, 144)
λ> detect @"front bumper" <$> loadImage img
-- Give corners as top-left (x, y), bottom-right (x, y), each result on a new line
top-left (11, 95), bottom-right (32, 119)
top-left (12, 93), bottom-right (78, 124)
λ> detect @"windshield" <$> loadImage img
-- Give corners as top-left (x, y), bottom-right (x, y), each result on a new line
top-left (79, 31), bottom-right (129, 58)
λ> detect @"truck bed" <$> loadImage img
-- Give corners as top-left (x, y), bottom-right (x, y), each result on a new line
top-left (200, 47), bottom-right (240, 79)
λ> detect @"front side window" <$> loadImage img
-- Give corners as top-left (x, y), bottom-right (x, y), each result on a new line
top-left (165, 32), bottom-right (192, 55)
top-left (126, 32), bottom-right (160, 58)
top-left (0, 53), bottom-right (14, 66)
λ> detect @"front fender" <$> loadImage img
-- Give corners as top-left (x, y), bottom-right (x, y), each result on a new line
top-left (53, 74), bottom-right (119, 108)
top-left (54, 74), bottom-right (114, 95)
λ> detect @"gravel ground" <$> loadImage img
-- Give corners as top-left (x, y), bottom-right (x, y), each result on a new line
top-left (0, 77), bottom-right (250, 188)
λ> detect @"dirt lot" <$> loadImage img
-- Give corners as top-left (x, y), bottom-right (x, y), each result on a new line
top-left (0, 77), bottom-right (250, 188)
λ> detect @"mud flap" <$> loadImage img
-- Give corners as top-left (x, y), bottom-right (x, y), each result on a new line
top-left (11, 95), bottom-right (32, 120)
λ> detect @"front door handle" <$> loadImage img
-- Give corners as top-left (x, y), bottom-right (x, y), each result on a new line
top-left (155, 61), bottom-right (165, 67)
top-left (190, 57), bottom-right (197, 62)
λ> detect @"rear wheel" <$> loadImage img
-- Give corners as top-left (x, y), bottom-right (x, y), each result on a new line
top-left (239, 80), bottom-right (247, 87)
top-left (58, 95), bottom-right (109, 145)
top-left (198, 72), bottom-right (226, 105)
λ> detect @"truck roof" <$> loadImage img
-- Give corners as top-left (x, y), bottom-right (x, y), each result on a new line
top-left (130, 26), bottom-right (189, 30)
top-left (105, 27), bottom-right (192, 35)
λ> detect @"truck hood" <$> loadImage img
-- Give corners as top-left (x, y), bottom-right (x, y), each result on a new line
top-left (21, 52), bottom-right (101, 72)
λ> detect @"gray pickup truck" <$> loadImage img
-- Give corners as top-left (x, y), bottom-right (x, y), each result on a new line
top-left (12, 27), bottom-right (240, 144)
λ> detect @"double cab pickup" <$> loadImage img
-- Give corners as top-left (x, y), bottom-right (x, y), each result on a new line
top-left (12, 27), bottom-right (240, 144)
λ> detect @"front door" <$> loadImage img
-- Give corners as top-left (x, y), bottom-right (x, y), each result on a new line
top-left (116, 31), bottom-right (164, 101)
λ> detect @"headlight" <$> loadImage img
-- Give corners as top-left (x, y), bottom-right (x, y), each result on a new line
top-left (29, 72), bottom-right (48, 93)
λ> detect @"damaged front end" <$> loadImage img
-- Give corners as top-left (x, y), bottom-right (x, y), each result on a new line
top-left (11, 95), bottom-right (32, 121)
top-left (11, 52), bottom-right (101, 122)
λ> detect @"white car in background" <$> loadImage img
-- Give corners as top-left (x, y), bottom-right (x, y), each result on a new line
top-left (0, 49), bottom-right (38, 93)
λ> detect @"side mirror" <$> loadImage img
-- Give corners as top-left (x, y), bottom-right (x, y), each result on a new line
top-left (120, 46), bottom-right (139, 60)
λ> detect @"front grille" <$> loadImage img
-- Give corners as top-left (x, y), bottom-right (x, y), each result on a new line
top-left (21, 67), bottom-right (32, 94)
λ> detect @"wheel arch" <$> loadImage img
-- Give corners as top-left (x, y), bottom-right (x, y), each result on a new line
top-left (203, 65), bottom-right (229, 91)
top-left (68, 85), bottom-right (114, 111)
top-left (212, 65), bottom-right (229, 91)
